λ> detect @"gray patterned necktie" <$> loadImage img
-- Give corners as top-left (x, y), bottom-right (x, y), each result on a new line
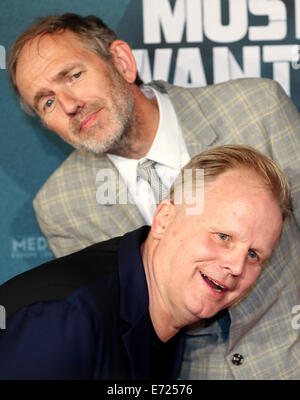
top-left (137, 159), bottom-right (168, 204)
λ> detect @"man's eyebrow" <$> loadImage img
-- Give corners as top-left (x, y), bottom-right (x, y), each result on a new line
top-left (52, 62), bottom-right (83, 82)
top-left (53, 63), bottom-right (84, 81)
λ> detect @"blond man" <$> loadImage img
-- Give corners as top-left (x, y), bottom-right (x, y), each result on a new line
top-left (0, 145), bottom-right (291, 379)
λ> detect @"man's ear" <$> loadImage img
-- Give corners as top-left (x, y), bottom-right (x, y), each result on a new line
top-left (109, 40), bottom-right (137, 84)
top-left (151, 200), bottom-right (175, 239)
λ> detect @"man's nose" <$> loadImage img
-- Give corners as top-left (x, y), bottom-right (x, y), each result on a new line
top-left (57, 90), bottom-right (85, 115)
top-left (221, 248), bottom-right (247, 277)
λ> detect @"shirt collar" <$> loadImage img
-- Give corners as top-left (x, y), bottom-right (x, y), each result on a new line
top-left (107, 86), bottom-right (189, 184)
top-left (142, 86), bottom-right (184, 169)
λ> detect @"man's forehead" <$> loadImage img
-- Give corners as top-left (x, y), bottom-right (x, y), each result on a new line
top-left (179, 168), bottom-right (273, 220)
top-left (206, 168), bottom-right (266, 194)
top-left (18, 30), bottom-right (84, 64)
top-left (15, 30), bottom-right (93, 100)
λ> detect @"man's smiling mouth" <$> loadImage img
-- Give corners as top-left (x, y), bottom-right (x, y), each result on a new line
top-left (200, 271), bottom-right (227, 293)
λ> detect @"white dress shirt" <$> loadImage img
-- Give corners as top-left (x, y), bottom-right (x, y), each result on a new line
top-left (107, 86), bottom-right (190, 225)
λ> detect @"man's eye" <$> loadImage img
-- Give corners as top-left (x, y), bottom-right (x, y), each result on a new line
top-left (218, 233), bottom-right (230, 241)
top-left (248, 249), bottom-right (258, 260)
top-left (72, 71), bottom-right (82, 79)
top-left (44, 98), bottom-right (55, 110)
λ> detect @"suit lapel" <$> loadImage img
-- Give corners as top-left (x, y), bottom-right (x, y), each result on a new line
top-left (122, 313), bottom-right (153, 379)
top-left (117, 227), bottom-right (152, 379)
top-left (151, 81), bottom-right (219, 157)
top-left (88, 153), bottom-right (145, 232)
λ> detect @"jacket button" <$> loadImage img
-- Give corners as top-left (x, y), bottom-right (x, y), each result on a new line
top-left (231, 353), bottom-right (244, 366)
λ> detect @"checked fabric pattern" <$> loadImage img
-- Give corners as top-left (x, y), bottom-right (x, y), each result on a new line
top-left (34, 78), bottom-right (300, 379)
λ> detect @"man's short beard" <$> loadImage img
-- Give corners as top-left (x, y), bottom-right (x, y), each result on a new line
top-left (70, 110), bottom-right (134, 155)
top-left (67, 68), bottom-right (136, 155)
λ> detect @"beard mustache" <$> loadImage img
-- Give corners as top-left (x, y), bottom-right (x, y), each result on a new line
top-left (66, 97), bottom-right (135, 155)
top-left (69, 101), bottom-right (104, 137)
top-left (66, 68), bottom-right (136, 155)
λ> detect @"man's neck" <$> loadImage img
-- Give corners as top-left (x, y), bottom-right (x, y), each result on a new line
top-left (107, 86), bottom-right (159, 159)
top-left (141, 238), bottom-right (181, 343)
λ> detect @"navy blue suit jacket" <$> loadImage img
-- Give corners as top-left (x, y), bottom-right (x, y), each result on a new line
top-left (0, 226), bottom-right (185, 379)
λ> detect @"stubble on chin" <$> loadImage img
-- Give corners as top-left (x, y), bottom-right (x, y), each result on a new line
top-left (69, 101), bottom-right (104, 138)
top-left (68, 98), bottom-right (137, 155)
top-left (66, 100), bottom-right (135, 155)
top-left (67, 67), bottom-right (137, 155)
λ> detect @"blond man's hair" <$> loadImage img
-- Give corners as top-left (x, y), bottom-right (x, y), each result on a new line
top-left (169, 144), bottom-right (292, 220)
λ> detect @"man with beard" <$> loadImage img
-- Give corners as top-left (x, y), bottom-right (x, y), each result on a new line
top-left (8, 13), bottom-right (300, 379)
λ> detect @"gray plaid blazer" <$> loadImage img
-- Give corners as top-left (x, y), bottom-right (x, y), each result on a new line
top-left (34, 78), bottom-right (300, 379)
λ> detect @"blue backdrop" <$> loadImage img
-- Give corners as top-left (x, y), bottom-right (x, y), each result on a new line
top-left (1, 0), bottom-right (300, 284)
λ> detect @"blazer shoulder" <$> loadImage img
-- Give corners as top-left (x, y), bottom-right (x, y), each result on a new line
top-left (218, 77), bottom-right (282, 91)
top-left (154, 77), bottom-right (282, 97)
top-left (192, 77), bottom-right (281, 96)
top-left (33, 150), bottom-right (113, 207)
top-left (0, 236), bottom-right (121, 318)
